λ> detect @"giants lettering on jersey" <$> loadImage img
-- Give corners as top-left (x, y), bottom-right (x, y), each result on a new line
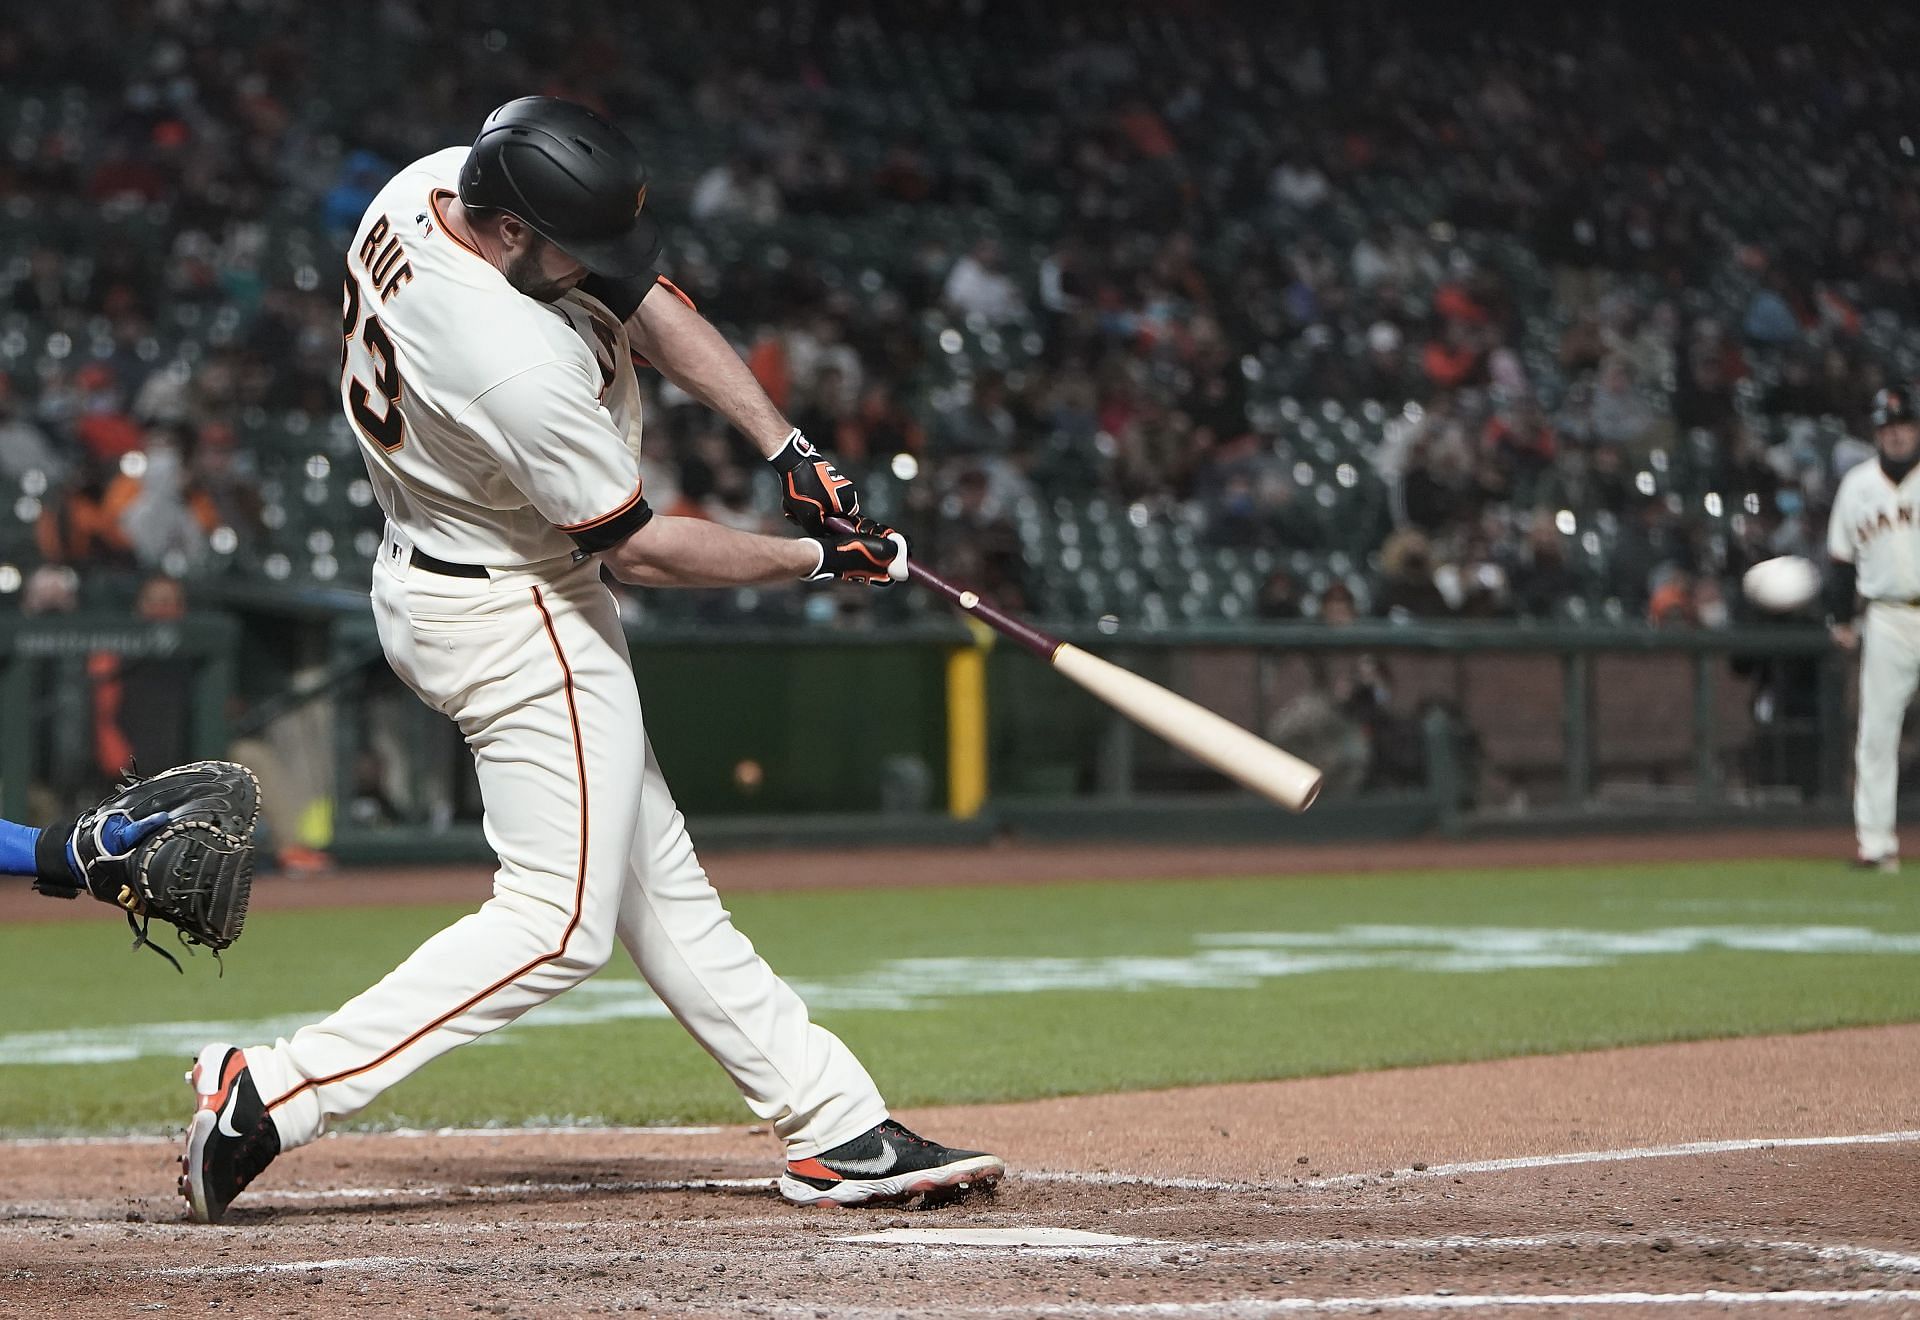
top-left (1854, 502), bottom-right (1918, 550)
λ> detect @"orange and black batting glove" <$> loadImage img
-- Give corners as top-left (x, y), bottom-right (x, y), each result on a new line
top-left (803, 527), bottom-right (911, 586)
top-left (770, 429), bottom-right (893, 538)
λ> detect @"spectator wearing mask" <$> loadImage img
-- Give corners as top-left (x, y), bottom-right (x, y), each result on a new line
top-left (119, 425), bottom-right (225, 571)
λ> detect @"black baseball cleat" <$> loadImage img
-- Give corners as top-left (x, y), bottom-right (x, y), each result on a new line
top-left (1852, 854), bottom-right (1901, 875)
top-left (780, 1118), bottom-right (1005, 1207)
top-left (179, 1043), bottom-right (280, 1224)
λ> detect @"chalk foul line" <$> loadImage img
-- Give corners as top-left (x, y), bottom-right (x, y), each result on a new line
top-left (1024, 1128), bottom-right (1920, 1194)
top-left (820, 1292), bottom-right (1920, 1315)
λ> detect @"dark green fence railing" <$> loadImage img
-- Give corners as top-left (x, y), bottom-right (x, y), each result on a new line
top-left (0, 608), bottom-right (1854, 857)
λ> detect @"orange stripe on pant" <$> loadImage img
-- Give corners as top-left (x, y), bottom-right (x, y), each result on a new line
top-left (267, 586), bottom-right (589, 1114)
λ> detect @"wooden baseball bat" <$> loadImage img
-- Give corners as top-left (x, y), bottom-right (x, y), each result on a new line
top-left (825, 518), bottom-right (1324, 811)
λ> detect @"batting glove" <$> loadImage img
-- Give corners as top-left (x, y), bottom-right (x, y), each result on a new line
top-left (770, 430), bottom-right (893, 538)
top-left (804, 528), bottom-right (910, 586)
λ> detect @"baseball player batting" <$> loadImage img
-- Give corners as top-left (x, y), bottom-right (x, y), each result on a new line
top-left (1827, 385), bottom-right (1920, 874)
top-left (178, 97), bottom-right (1003, 1223)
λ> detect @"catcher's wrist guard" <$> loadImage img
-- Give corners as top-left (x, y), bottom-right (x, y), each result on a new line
top-left (31, 816), bottom-right (82, 898)
top-left (47, 762), bottom-right (262, 971)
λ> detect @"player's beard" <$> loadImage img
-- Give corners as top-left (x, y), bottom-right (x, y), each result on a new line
top-left (504, 243), bottom-right (574, 303)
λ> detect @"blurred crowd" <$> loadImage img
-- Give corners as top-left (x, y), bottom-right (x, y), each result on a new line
top-left (0, 0), bottom-right (1916, 631)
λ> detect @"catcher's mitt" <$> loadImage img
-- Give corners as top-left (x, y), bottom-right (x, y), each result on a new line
top-left (34, 761), bottom-right (260, 971)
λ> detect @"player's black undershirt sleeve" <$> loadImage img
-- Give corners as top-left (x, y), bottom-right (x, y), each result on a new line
top-left (578, 269), bottom-right (662, 321)
top-left (1825, 557), bottom-right (1859, 621)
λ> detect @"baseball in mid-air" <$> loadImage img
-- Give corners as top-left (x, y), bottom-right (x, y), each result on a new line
top-left (1741, 555), bottom-right (1821, 613)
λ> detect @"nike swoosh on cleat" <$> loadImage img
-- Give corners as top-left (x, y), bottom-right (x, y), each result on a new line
top-left (216, 1086), bottom-right (245, 1139)
top-left (823, 1139), bottom-right (897, 1177)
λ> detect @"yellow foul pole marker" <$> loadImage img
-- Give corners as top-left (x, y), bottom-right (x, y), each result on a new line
top-left (944, 629), bottom-right (991, 819)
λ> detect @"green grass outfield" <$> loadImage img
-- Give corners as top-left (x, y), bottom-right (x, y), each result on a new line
top-left (2, 858), bottom-right (1918, 1135)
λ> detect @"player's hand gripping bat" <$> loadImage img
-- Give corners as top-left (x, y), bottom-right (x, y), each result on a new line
top-left (825, 517), bottom-right (1323, 811)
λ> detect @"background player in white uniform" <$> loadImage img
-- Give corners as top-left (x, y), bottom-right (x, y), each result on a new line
top-left (1827, 385), bottom-right (1920, 873)
top-left (178, 98), bottom-right (1004, 1223)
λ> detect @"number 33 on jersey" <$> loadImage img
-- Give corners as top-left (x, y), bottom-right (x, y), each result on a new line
top-left (341, 273), bottom-right (407, 453)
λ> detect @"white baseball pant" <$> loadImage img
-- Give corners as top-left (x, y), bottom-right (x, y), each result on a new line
top-left (1854, 601), bottom-right (1920, 862)
top-left (241, 538), bottom-right (889, 1156)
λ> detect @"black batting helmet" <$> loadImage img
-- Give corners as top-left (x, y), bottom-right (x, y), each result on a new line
top-left (459, 97), bottom-right (660, 279)
top-left (1872, 385), bottom-right (1916, 429)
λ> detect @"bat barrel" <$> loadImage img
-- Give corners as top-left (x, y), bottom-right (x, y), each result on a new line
top-left (822, 515), bottom-right (1323, 810)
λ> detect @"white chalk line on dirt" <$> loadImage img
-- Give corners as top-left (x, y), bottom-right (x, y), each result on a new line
top-left (115, 1228), bottom-right (1920, 1280)
top-left (822, 1230), bottom-right (1920, 1274)
top-left (148, 1256), bottom-right (429, 1279)
top-left (1300, 1129), bottom-right (1920, 1191)
top-left (811, 1292), bottom-right (1920, 1316)
top-left (1027, 1128), bottom-right (1920, 1196)
top-left (1192, 1235), bottom-right (1920, 1276)
top-left (251, 1176), bottom-right (778, 1203)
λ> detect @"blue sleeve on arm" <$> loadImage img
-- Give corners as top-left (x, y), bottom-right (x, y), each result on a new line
top-left (0, 818), bottom-right (43, 876)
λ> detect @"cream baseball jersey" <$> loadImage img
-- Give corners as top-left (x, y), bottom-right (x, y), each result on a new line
top-left (339, 148), bottom-right (652, 565)
top-left (1828, 457), bottom-right (1920, 602)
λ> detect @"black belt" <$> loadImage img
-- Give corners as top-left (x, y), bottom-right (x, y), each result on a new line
top-left (411, 549), bottom-right (489, 579)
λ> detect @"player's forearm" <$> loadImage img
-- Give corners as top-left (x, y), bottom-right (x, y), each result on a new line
top-left (629, 293), bottom-right (791, 457)
top-left (604, 514), bottom-right (818, 587)
top-left (0, 817), bottom-right (43, 876)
